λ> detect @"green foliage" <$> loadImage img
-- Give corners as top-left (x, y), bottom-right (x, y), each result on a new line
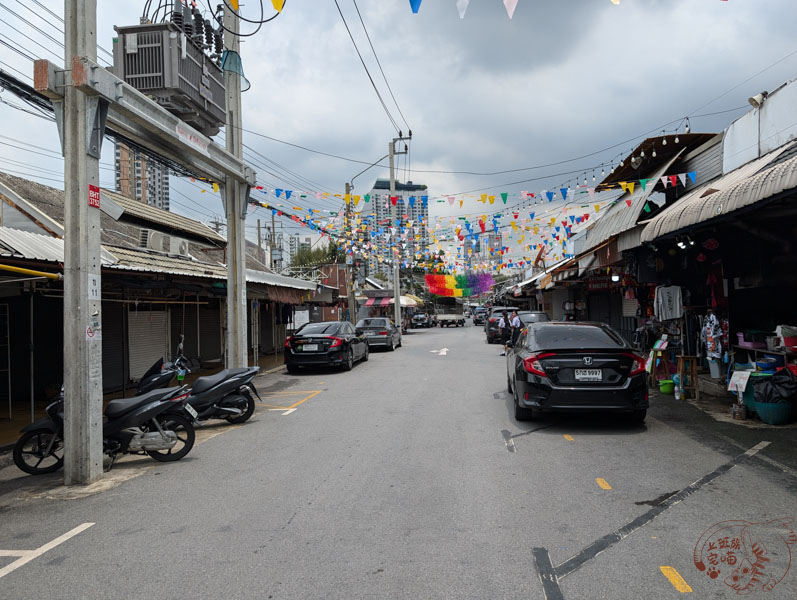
top-left (291, 239), bottom-right (344, 267)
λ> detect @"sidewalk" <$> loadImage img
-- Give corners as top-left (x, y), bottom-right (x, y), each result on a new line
top-left (0, 352), bottom-right (287, 453)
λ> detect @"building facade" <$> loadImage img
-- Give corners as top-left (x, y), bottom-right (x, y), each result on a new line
top-left (114, 141), bottom-right (170, 210)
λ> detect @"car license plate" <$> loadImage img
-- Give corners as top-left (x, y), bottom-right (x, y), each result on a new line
top-left (302, 344), bottom-right (319, 351)
top-left (575, 369), bottom-right (602, 382)
top-left (184, 404), bottom-right (198, 419)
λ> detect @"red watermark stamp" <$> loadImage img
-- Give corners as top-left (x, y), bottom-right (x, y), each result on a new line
top-left (694, 518), bottom-right (796, 594)
top-left (88, 184), bottom-right (100, 208)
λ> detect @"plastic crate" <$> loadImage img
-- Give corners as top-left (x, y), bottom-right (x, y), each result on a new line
top-left (113, 22), bottom-right (225, 136)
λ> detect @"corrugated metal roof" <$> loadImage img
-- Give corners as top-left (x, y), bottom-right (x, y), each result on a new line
top-left (0, 227), bottom-right (116, 264)
top-left (100, 189), bottom-right (226, 245)
top-left (104, 245), bottom-right (227, 278)
top-left (245, 269), bottom-right (317, 290)
top-left (641, 143), bottom-right (797, 242)
top-left (584, 150), bottom-right (684, 252)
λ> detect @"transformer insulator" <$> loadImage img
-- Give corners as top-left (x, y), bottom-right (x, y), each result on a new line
top-left (204, 19), bottom-right (213, 47)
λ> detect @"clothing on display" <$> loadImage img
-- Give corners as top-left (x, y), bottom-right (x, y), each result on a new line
top-left (654, 286), bottom-right (684, 321)
top-left (702, 312), bottom-right (723, 359)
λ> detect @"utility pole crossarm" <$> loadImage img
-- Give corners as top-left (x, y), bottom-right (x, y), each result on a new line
top-left (33, 57), bottom-right (256, 186)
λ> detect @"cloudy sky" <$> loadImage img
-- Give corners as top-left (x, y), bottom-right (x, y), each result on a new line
top-left (1, 0), bottom-right (796, 265)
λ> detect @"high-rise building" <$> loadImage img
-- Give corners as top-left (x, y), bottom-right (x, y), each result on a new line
top-left (287, 234), bottom-right (313, 265)
top-left (361, 179), bottom-right (429, 277)
top-left (114, 141), bottom-right (170, 210)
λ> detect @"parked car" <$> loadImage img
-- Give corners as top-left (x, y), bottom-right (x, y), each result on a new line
top-left (412, 313), bottom-right (431, 328)
top-left (472, 307), bottom-right (488, 325)
top-left (506, 321), bottom-right (648, 423)
top-left (485, 306), bottom-right (521, 343)
top-left (517, 311), bottom-right (551, 327)
top-left (356, 317), bottom-right (402, 351)
top-left (285, 321), bottom-right (368, 373)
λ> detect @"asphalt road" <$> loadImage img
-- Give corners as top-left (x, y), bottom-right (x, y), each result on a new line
top-left (0, 322), bottom-right (796, 599)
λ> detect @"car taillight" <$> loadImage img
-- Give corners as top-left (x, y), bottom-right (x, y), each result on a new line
top-left (489, 317), bottom-right (497, 323)
top-left (623, 352), bottom-right (647, 376)
top-left (284, 337), bottom-right (293, 349)
top-left (522, 353), bottom-right (554, 376)
top-left (329, 337), bottom-right (343, 348)
top-left (379, 330), bottom-right (388, 336)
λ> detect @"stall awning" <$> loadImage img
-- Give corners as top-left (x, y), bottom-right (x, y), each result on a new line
top-left (583, 150), bottom-right (684, 252)
top-left (641, 143), bottom-right (797, 242)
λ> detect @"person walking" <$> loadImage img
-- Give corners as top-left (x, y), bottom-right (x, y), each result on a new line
top-left (510, 310), bottom-right (522, 347)
top-left (499, 310), bottom-right (510, 356)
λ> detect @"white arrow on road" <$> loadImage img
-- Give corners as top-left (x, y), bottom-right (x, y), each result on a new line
top-left (429, 348), bottom-right (449, 356)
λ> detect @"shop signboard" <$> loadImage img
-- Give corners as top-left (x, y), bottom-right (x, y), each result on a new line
top-left (587, 274), bottom-right (612, 291)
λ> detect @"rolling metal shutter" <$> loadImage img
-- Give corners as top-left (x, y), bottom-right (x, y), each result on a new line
top-left (170, 302), bottom-right (198, 360)
top-left (127, 309), bottom-right (169, 381)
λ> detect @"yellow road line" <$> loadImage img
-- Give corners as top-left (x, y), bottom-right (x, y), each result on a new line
top-left (288, 390), bottom-right (321, 409)
top-left (596, 477), bottom-right (612, 490)
top-left (660, 566), bottom-right (692, 593)
top-left (563, 434), bottom-right (574, 441)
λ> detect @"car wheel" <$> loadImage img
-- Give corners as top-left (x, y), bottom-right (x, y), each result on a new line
top-left (342, 348), bottom-right (354, 371)
top-left (507, 373), bottom-right (513, 394)
top-left (389, 338), bottom-right (396, 351)
top-left (630, 409), bottom-right (646, 424)
top-left (513, 385), bottom-right (535, 421)
top-left (397, 335), bottom-right (402, 348)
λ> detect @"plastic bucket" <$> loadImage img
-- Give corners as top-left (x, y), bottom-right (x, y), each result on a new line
top-left (754, 401), bottom-right (792, 425)
top-left (742, 372), bottom-right (773, 413)
top-left (708, 359), bottom-right (721, 379)
top-left (659, 379), bottom-right (674, 394)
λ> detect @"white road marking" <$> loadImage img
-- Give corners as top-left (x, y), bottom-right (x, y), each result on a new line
top-left (281, 408), bottom-right (297, 416)
top-left (0, 522), bottom-right (94, 579)
top-left (429, 348), bottom-right (449, 356)
top-left (744, 441), bottom-right (771, 456)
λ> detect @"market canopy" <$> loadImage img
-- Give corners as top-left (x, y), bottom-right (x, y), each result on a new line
top-left (641, 145), bottom-right (797, 242)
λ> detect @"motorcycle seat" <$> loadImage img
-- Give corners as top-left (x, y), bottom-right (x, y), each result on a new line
top-left (105, 387), bottom-right (181, 418)
top-left (190, 368), bottom-right (249, 395)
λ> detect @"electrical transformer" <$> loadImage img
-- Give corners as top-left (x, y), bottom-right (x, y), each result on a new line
top-left (113, 22), bottom-right (225, 137)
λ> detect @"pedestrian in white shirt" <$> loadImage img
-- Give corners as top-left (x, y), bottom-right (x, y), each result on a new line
top-left (510, 310), bottom-right (521, 346)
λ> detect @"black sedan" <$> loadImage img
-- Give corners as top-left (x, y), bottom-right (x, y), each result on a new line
top-left (285, 321), bottom-right (368, 373)
top-left (356, 318), bottom-right (402, 350)
top-left (506, 322), bottom-right (648, 423)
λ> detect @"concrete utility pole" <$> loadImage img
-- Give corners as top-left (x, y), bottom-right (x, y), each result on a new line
top-left (271, 211), bottom-right (277, 270)
top-left (389, 136), bottom-right (410, 328)
top-left (62, 0), bottom-right (103, 484)
top-left (257, 218), bottom-right (263, 264)
top-left (344, 182), bottom-right (357, 323)
top-left (222, 4), bottom-right (249, 368)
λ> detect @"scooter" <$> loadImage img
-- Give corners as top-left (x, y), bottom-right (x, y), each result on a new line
top-left (13, 386), bottom-right (198, 475)
top-left (135, 335), bottom-right (262, 425)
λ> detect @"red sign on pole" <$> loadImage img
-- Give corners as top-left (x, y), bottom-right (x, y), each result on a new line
top-left (88, 184), bottom-right (100, 208)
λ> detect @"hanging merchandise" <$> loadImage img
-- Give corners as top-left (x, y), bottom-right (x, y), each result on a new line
top-left (654, 285), bottom-right (683, 321)
top-left (702, 310), bottom-right (723, 360)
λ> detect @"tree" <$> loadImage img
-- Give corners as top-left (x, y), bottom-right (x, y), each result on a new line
top-left (290, 238), bottom-right (345, 268)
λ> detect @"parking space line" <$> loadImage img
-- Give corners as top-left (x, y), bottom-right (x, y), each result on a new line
top-left (0, 523), bottom-right (94, 579)
top-left (563, 434), bottom-right (574, 441)
top-left (596, 478), bottom-right (612, 490)
top-left (660, 566), bottom-right (693, 593)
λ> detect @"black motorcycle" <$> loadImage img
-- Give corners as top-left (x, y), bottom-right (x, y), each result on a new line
top-left (13, 386), bottom-right (197, 475)
top-left (183, 366), bottom-right (261, 424)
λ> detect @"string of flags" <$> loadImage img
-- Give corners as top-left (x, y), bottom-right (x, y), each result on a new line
top-left (242, 169), bottom-right (696, 275)
top-left (409, 0), bottom-right (727, 18)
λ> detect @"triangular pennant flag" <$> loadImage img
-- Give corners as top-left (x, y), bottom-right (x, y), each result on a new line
top-left (678, 173), bottom-right (687, 187)
top-left (275, 188), bottom-right (283, 198)
top-left (344, 194), bottom-right (351, 205)
top-left (391, 196), bottom-right (398, 206)
top-left (660, 176), bottom-right (669, 188)
top-left (560, 188), bottom-right (568, 201)
top-left (488, 195), bottom-right (495, 205)
top-left (546, 191), bottom-right (555, 202)
top-left (669, 175), bottom-right (678, 187)
top-left (627, 182), bottom-right (636, 195)
top-left (271, 0), bottom-right (283, 12)
top-left (211, 182), bottom-right (219, 193)
top-left (619, 182), bottom-right (628, 193)
top-left (643, 202), bottom-right (651, 213)
top-left (688, 171), bottom-right (697, 184)
top-left (456, 0), bottom-right (469, 18)
top-left (625, 199), bottom-right (632, 207)
top-left (504, 0), bottom-right (518, 19)
top-left (364, 194), bottom-right (370, 203)
top-left (409, 0), bottom-right (422, 13)
top-left (639, 179), bottom-right (648, 191)
top-left (588, 188), bottom-right (595, 200)
top-left (501, 192), bottom-right (508, 204)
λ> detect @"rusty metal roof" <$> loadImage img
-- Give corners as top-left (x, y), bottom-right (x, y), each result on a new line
top-left (101, 188), bottom-right (226, 246)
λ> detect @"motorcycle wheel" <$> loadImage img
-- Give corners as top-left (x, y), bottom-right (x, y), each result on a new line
top-left (226, 392), bottom-right (256, 424)
top-left (13, 429), bottom-right (64, 475)
top-left (145, 413), bottom-right (195, 462)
